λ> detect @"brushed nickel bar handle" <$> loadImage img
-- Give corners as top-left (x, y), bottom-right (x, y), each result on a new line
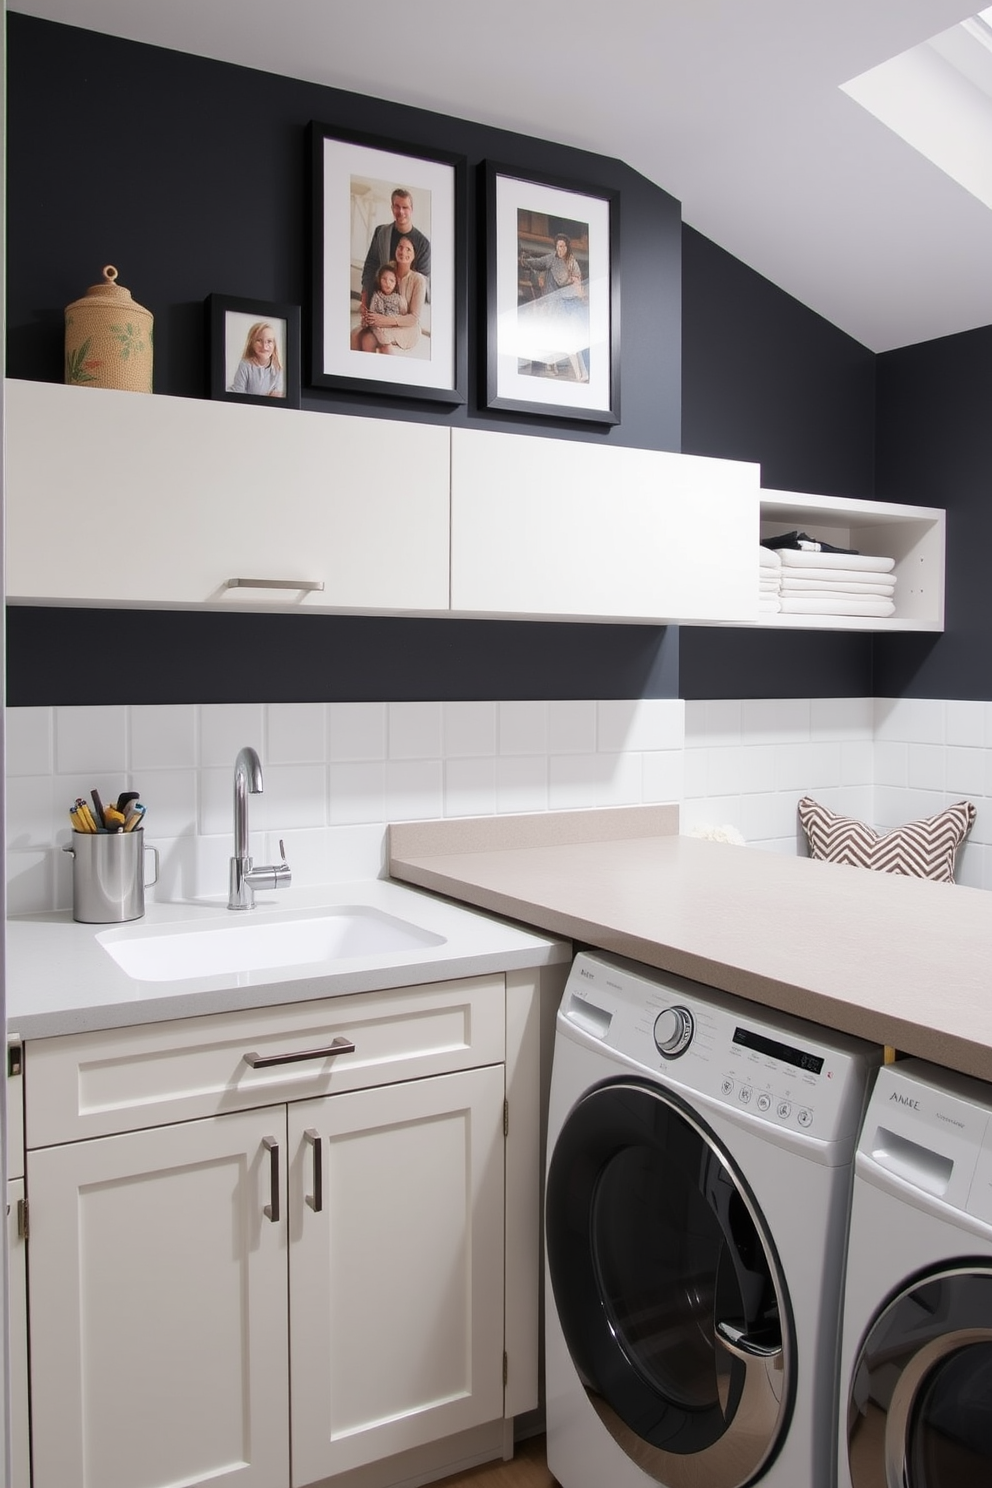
top-left (263, 1136), bottom-right (280, 1223)
top-left (226, 577), bottom-right (325, 592)
top-left (304, 1128), bottom-right (323, 1213)
top-left (243, 1037), bottom-right (356, 1069)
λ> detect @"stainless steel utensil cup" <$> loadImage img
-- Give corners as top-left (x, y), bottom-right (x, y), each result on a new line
top-left (63, 830), bottom-right (159, 923)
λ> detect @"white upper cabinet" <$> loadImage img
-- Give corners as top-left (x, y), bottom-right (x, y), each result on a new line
top-left (4, 380), bottom-right (450, 613)
top-left (3, 380), bottom-right (945, 631)
top-left (449, 427), bottom-right (759, 623)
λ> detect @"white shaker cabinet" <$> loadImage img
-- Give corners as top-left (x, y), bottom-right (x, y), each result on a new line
top-left (4, 380), bottom-right (450, 613)
top-left (288, 1066), bottom-right (505, 1483)
top-left (27, 1107), bottom-right (290, 1488)
top-left (22, 973), bottom-right (532, 1488)
top-left (449, 427), bottom-right (759, 622)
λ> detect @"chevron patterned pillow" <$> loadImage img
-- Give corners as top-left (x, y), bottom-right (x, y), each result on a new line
top-left (798, 797), bottom-right (976, 884)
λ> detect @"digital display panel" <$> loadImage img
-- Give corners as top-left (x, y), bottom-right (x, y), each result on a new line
top-left (732, 1026), bottom-right (824, 1075)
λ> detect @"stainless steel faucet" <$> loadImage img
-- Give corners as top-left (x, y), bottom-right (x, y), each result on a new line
top-left (228, 745), bottom-right (292, 910)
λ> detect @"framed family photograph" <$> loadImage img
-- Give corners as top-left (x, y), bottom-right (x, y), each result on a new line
top-left (483, 162), bottom-right (619, 424)
top-left (207, 295), bottom-right (301, 408)
top-left (309, 122), bottom-right (465, 404)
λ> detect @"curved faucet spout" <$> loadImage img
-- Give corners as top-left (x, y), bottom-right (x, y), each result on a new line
top-left (233, 746), bottom-right (263, 868)
top-left (229, 746), bottom-right (291, 910)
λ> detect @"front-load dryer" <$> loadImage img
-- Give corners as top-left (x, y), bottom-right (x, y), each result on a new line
top-left (545, 950), bottom-right (880, 1488)
top-left (838, 1058), bottom-right (992, 1488)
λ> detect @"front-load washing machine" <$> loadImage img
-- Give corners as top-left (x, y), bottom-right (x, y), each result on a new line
top-left (838, 1058), bottom-right (992, 1488)
top-left (545, 950), bottom-right (880, 1488)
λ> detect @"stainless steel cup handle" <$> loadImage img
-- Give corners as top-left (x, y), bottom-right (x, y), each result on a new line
top-left (144, 843), bottom-right (159, 887)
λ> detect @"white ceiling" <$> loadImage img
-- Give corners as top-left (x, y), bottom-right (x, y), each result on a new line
top-left (11, 0), bottom-right (992, 352)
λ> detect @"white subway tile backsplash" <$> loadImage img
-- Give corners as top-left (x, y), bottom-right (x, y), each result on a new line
top-left (548, 700), bottom-right (596, 755)
top-left (266, 703), bottom-right (326, 764)
top-left (945, 700), bottom-right (985, 748)
top-left (840, 740), bottom-right (874, 785)
top-left (328, 703), bottom-right (387, 762)
top-left (6, 850), bottom-right (55, 916)
top-left (908, 743), bottom-right (945, 792)
top-left (385, 759), bottom-right (444, 820)
top-left (443, 702), bottom-right (496, 758)
top-left (741, 698), bottom-right (810, 744)
top-left (597, 699), bottom-right (683, 753)
top-left (329, 762), bottom-right (386, 826)
top-left (254, 764), bottom-right (327, 831)
top-left (642, 750), bottom-right (684, 803)
top-left (874, 697), bottom-right (944, 745)
top-left (444, 757), bottom-right (497, 817)
top-left (810, 697), bottom-right (873, 739)
top-left (131, 705), bottom-right (197, 771)
top-left (139, 769), bottom-right (198, 839)
top-left (6, 707), bottom-right (53, 777)
top-left (388, 702), bottom-right (442, 760)
top-left (199, 703), bottom-right (264, 765)
top-left (549, 752), bottom-right (641, 810)
top-left (8, 694), bottom-right (992, 915)
top-left (55, 705), bottom-right (127, 775)
top-left (945, 746), bottom-right (986, 798)
top-left (499, 701), bottom-right (548, 757)
top-left (496, 756), bottom-right (548, 814)
top-left (684, 699), bottom-right (742, 747)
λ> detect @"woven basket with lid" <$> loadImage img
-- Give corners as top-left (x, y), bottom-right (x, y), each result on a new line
top-left (64, 265), bottom-right (154, 393)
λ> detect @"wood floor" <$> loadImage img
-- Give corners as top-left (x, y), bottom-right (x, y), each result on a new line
top-left (434, 1434), bottom-right (559, 1487)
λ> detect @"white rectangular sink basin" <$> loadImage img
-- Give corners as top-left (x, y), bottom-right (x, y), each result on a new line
top-left (99, 905), bottom-right (446, 983)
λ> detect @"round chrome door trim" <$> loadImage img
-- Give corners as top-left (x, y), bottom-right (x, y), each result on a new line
top-left (885, 1327), bottom-right (992, 1487)
top-left (547, 1077), bottom-right (795, 1488)
top-left (848, 1263), bottom-right (992, 1488)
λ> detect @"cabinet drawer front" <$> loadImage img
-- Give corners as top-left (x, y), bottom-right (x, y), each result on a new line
top-left (26, 976), bottom-right (505, 1148)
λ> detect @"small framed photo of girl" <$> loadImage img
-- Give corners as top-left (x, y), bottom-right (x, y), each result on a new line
top-left (207, 295), bottom-right (301, 408)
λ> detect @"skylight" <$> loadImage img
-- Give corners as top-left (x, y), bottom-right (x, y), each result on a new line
top-left (841, 7), bottom-right (992, 211)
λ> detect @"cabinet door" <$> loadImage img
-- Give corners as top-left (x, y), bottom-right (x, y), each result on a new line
top-left (7, 1181), bottom-right (30, 1488)
top-left (5, 380), bottom-right (451, 612)
top-left (27, 1108), bottom-right (290, 1488)
top-left (288, 1065), bottom-right (506, 1485)
top-left (450, 427), bottom-right (757, 621)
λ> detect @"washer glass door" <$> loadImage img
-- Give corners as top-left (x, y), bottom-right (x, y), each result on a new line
top-left (546, 1078), bottom-right (794, 1488)
top-left (848, 1265), bottom-right (992, 1487)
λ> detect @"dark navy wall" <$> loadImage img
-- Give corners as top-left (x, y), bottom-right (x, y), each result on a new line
top-left (873, 325), bottom-right (992, 703)
top-left (6, 15), bottom-right (680, 448)
top-left (5, 13), bottom-right (684, 706)
top-left (679, 227), bottom-right (876, 700)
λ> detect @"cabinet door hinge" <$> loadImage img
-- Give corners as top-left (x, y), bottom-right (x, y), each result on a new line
top-left (17, 1199), bottom-right (28, 1241)
top-left (8, 1042), bottom-right (23, 1079)
top-left (503, 1351), bottom-right (508, 1387)
top-left (503, 1099), bottom-right (509, 1138)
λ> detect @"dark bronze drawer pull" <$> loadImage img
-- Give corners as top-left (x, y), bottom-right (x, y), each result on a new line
top-left (243, 1037), bottom-right (356, 1069)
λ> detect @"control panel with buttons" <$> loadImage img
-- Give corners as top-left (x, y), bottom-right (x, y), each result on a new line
top-left (562, 950), bottom-right (880, 1146)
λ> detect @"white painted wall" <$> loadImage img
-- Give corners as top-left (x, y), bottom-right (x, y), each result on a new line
top-left (8, 695), bottom-right (990, 914)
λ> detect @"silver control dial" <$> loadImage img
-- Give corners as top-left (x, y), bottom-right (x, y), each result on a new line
top-left (653, 1005), bottom-right (694, 1058)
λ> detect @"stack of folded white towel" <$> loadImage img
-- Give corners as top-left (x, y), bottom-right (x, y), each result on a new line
top-left (759, 546), bottom-right (897, 618)
top-left (759, 547), bottom-right (781, 613)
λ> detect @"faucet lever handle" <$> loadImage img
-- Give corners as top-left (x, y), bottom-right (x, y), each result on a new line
top-left (279, 838), bottom-right (287, 864)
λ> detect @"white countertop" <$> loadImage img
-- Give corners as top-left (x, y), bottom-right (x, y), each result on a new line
top-left (6, 879), bottom-right (569, 1039)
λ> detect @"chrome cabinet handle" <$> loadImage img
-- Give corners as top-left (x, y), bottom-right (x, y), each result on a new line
top-left (243, 1037), bottom-right (356, 1069)
top-left (305, 1128), bottom-right (323, 1213)
top-left (263, 1136), bottom-right (280, 1223)
top-left (226, 577), bottom-right (325, 592)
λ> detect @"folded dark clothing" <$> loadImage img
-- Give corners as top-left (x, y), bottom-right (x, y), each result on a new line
top-left (761, 529), bottom-right (859, 555)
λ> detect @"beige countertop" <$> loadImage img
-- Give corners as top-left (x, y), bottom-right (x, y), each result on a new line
top-left (388, 806), bottom-right (992, 1083)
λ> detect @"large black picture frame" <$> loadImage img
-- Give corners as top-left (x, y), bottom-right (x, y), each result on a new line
top-left (309, 121), bottom-right (466, 405)
top-left (483, 161), bottom-right (619, 424)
